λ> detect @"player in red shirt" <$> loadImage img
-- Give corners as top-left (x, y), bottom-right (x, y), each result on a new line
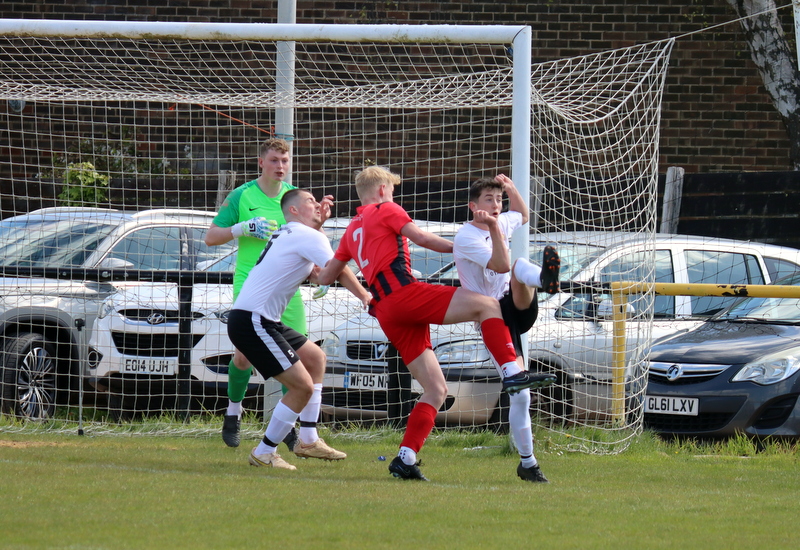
top-left (318, 166), bottom-right (554, 481)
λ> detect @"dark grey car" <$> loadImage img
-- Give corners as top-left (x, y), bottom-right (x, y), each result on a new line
top-left (644, 273), bottom-right (800, 438)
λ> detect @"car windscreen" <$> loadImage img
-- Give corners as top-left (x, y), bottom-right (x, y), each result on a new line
top-left (0, 217), bottom-right (119, 268)
top-left (531, 241), bottom-right (605, 282)
top-left (713, 271), bottom-right (800, 322)
top-left (716, 296), bottom-right (800, 323)
top-left (433, 240), bottom-right (606, 287)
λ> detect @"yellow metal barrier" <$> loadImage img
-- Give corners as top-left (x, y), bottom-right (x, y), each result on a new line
top-left (608, 282), bottom-right (800, 424)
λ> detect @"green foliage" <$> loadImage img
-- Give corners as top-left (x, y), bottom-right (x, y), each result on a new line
top-left (43, 126), bottom-right (184, 206)
top-left (56, 161), bottom-right (109, 207)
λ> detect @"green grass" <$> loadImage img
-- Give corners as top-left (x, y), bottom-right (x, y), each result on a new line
top-left (1, 428), bottom-right (798, 549)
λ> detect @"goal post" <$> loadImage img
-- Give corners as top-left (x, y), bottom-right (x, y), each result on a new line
top-left (0, 19), bottom-right (670, 454)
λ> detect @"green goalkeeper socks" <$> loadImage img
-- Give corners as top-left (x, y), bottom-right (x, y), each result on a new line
top-left (227, 360), bottom-right (252, 403)
top-left (227, 359), bottom-right (289, 400)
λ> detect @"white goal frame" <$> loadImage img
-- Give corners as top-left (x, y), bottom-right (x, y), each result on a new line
top-left (0, 19), bottom-right (672, 454)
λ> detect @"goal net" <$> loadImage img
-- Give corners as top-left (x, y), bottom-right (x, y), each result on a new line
top-left (0, 20), bottom-right (672, 453)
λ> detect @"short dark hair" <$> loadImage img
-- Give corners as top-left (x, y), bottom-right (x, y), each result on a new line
top-left (280, 188), bottom-right (309, 215)
top-left (468, 177), bottom-right (503, 203)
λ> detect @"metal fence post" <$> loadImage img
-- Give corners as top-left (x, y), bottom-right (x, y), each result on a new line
top-left (386, 344), bottom-right (412, 427)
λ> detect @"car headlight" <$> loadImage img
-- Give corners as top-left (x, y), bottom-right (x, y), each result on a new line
top-left (321, 332), bottom-right (340, 358)
top-left (731, 349), bottom-right (800, 385)
top-left (213, 309), bottom-right (231, 324)
top-left (435, 340), bottom-right (490, 365)
top-left (97, 297), bottom-right (116, 319)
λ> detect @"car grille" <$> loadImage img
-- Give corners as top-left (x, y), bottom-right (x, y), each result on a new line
top-left (323, 388), bottom-right (389, 411)
top-left (118, 309), bottom-right (205, 323)
top-left (644, 411), bottom-right (736, 433)
top-left (647, 362), bottom-right (730, 385)
top-left (322, 388), bottom-right (455, 413)
top-left (111, 332), bottom-right (204, 357)
top-left (345, 341), bottom-right (390, 361)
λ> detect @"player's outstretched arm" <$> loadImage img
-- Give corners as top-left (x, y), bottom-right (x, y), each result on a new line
top-left (204, 223), bottom-right (233, 246)
top-left (337, 266), bottom-right (371, 309)
top-left (204, 218), bottom-right (277, 246)
top-left (400, 222), bottom-right (453, 253)
top-left (316, 257), bottom-right (348, 286)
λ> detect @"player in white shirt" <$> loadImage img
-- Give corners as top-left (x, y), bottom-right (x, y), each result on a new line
top-left (453, 174), bottom-right (560, 483)
top-left (227, 188), bottom-right (370, 470)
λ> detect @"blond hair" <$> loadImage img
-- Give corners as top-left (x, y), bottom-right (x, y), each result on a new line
top-left (354, 165), bottom-right (401, 201)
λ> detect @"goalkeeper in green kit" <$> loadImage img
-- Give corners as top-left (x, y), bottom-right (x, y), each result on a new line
top-left (205, 138), bottom-right (342, 460)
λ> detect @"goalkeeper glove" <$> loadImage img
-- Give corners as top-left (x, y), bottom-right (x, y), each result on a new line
top-left (312, 284), bottom-right (330, 300)
top-left (230, 217), bottom-right (278, 240)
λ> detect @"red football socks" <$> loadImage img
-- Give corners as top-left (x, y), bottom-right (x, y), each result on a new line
top-left (400, 402), bottom-right (438, 452)
top-left (480, 317), bottom-right (517, 366)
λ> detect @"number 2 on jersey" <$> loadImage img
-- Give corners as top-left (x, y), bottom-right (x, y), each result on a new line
top-left (353, 227), bottom-right (369, 270)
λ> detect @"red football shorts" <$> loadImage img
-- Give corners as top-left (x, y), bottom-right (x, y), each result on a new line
top-left (371, 282), bottom-right (458, 365)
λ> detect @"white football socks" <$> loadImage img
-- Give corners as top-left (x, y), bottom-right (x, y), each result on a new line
top-left (398, 446), bottom-right (417, 466)
top-left (299, 383), bottom-right (323, 444)
top-left (226, 400), bottom-right (243, 418)
top-left (509, 389), bottom-right (537, 467)
top-left (256, 400), bottom-right (299, 455)
top-left (500, 361), bottom-right (523, 378)
top-left (513, 258), bottom-right (544, 289)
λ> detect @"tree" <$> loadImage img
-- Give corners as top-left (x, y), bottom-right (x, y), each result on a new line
top-left (725, 0), bottom-right (800, 169)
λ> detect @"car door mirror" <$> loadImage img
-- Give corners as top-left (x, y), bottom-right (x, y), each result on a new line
top-left (97, 256), bottom-right (135, 269)
top-left (596, 298), bottom-right (635, 320)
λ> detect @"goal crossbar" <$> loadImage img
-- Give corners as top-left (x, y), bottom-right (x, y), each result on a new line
top-left (0, 19), bottom-right (529, 44)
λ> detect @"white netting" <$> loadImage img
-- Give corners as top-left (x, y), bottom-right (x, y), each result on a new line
top-left (0, 22), bottom-right (672, 453)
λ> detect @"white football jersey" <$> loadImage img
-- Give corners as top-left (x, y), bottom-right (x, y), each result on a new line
top-left (453, 211), bottom-right (522, 300)
top-left (233, 221), bottom-right (333, 322)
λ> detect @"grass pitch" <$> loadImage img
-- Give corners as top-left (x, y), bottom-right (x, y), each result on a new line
top-left (1, 428), bottom-right (798, 549)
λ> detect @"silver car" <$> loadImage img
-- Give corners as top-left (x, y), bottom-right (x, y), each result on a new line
top-left (320, 232), bottom-right (800, 426)
top-left (0, 207), bottom-right (235, 419)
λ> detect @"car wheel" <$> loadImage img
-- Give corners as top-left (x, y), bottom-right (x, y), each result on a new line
top-left (1, 333), bottom-right (58, 420)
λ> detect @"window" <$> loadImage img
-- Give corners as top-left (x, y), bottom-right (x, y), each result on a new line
top-left (190, 227), bottom-right (235, 269)
top-left (685, 250), bottom-right (764, 316)
top-left (557, 249), bottom-right (674, 320)
top-left (763, 257), bottom-right (800, 283)
top-left (107, 227), bottom-right (182, 270)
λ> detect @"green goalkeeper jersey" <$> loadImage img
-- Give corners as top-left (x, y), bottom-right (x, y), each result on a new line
top-left (213, 178), bottom-right (307, 334)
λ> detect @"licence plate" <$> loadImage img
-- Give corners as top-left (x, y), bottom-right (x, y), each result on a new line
top-left (122, 358), bottom-right (177, 375)
top-left (343, 371), bottom-right (388, 390)
top-left (644, 395), bottom-right (699, 416)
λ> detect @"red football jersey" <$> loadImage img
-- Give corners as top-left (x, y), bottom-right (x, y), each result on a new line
top-left (334, 201), bottom-right (417, 301)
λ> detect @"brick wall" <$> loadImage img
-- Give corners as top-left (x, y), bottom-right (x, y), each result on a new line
top-left (0, 0), bottom-right (793, 173)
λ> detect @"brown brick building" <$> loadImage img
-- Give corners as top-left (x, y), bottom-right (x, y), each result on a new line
top-left (0, 0), bottom-right (793, 173)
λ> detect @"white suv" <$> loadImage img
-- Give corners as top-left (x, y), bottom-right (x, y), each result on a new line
top-left (0, 207), bottom-right (235, 419)
top-left (319, 232), bottom-right (800, 426)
